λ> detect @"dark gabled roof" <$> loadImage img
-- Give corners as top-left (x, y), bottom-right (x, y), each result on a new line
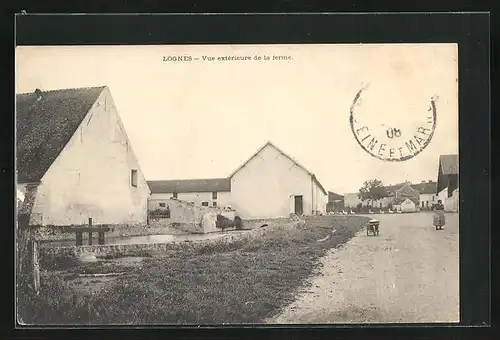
top-left (384, 182), bottom-right (406, 194)
top-left (395, 182), bottom-right (420, 197)
top-left (384, 181), bottom-right (437, 196)
top-left (439, 154), bottom-right (459, 175)
top-left (411, 181), bottom-right (438, 195)
top-left (328, 191), bottom-right (344, 202)
top-left (147, 178), bottom-right (231, 194)
top-left (228, 141), bottom-right (328, 195)
top-left (16, 86), bottom-right (106, 183)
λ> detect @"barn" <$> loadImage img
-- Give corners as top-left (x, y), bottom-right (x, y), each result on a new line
top-left (16, 86), bottom-right (150, 226)
top-left (147, 178), bottom-right (232, 210)
top-left (437, 154), bottom-right (459, 212)
top-left (228, 141), bottom-right (328, 219)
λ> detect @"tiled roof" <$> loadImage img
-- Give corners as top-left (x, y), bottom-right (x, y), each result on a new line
top-left (396, 182), bottom-right (420, 196)
top-left (229, 141), bottom-right (328, 195)
top-left (384, 181), bottom-right (437, 195)
top-left (328, 191), bottom-right (344, 201)
top-left (148, 178), bottom-right (231, 194)
top-left (411, 181), bottom-right (438, 195)
top-left (439, 154), bottom-right (459, 175)
top-left (16, 86), bottom-right (105, 183)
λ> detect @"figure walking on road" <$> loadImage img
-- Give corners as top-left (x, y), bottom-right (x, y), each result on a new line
top-left (433, 199), bottom-right (446, 230)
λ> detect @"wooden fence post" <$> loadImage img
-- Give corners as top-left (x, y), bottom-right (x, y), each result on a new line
top-left (98, 227), bottom-right (105, 245)
top-left (88, 218), bottom-right (93, 245)
top-left (17, 215), bottom-right (36, 295)
top-left (76, 232), bottom-right (83, 246)
top-left (32, 240), bottom-right (40, 295)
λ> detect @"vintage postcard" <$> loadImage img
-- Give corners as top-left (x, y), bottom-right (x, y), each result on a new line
top-left (15, 43), bottom-right (459, 325)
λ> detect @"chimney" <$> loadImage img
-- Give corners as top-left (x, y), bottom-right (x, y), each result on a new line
top-left (35, 88), bottom-right (42, 101)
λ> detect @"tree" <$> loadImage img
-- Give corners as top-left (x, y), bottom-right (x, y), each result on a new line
top-left (358, 179), bottom-right (388, 206)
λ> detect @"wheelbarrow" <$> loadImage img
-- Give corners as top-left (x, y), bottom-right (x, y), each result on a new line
top-left (366, 219), bottom-right (380, 236)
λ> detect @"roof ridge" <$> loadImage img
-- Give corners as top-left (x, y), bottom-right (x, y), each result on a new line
top-left (16, 85), bottom-right (107, 96)
top-left (147, 177), bottom-right (229, 182)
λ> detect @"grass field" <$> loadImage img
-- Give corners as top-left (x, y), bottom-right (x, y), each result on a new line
top-left (18, 215), bottom-right (368, 325)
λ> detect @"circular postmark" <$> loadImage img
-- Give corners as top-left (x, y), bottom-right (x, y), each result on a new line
top-left (349, 84), bottom-right (437, 162)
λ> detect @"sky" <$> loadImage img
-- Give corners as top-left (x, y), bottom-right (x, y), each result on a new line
top-left (15, 44), bottom-right (458, 194)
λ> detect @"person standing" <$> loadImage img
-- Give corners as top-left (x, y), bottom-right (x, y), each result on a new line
top-left (433, 199), bottom-right (446, 230)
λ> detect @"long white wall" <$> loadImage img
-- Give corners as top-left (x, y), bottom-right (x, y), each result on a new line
top-left (149, 191), bottom-right (232, 209)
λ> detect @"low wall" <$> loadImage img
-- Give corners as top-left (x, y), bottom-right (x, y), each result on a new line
top-left (28, 208), bottom-right (238, 242)
top-left (29, 222), bottom-right (178, 242)
top-left (149, 198), bottom-right (236, 234)
top-left (39, 216), bottom-right (307, 260)
top-left (241, 215), bottom-right (302, 230)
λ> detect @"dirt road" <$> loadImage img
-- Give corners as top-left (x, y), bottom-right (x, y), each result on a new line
top-left (269, 212), bottom-right (459, 324)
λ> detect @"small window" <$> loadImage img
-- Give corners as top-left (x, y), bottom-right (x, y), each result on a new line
top-left (159, 203), bottom-right (165, 207)
top-left (213, 202), bottom-right (217, 207)
top-left (202, 202), bottom-right (209, 206)
top-left (172, 192), bottom-right (178, 199)
top-left (131, 169), bottom-right (138, 187)
top-left (212, 192), bottom-right (217, 199)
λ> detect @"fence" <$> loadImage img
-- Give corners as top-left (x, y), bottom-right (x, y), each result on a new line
top-left (17, 214), bottom-right (40, 295)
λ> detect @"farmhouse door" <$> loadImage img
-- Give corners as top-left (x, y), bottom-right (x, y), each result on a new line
top-left (294, 195), bottom-right (303, 215)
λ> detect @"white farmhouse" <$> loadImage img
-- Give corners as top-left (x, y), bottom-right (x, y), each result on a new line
top-left (16, 86), bottom-right (150, 226)
top-left (228, 141), bottom-right (328, 219)
top-left (147, 178), bottom-right (232, 210)
top-left (412, 180), bottom-right (439, 210)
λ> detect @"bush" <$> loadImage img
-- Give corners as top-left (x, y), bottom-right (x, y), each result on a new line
top-left (233, 216), bottom-right (243, 230)
top-left (216, 215), bottom-right (233, 231)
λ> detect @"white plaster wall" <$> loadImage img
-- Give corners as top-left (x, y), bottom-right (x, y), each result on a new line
top-left (360, 197), bottom-right (393, 208)
top-left (312, 181), bottom-right (327, 214)
top-left (400, 199), bottom-right (417, 212)
top-left (419, 193), bottom-right (438, 208)
top-left (230, 144), bottom-right (314, 219)
top-left (149, 191), bottom-right (232, 209)
top-left (438, 188), bottom-right (448, 202)
top-left (31, 87), bottom-right (150, 226)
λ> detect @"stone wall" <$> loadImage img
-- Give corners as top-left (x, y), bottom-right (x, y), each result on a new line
top-left (149, 198), bottom-right (235, 234)
top-left (240, 215), bottom-right (302, 230)
top-left (39, 216), bottom-right (306, 260)
top-left (30, 222), bottom-right (177, 242)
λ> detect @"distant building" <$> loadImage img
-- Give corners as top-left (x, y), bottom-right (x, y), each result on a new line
top-left (327, 191), bottom-right (344, 212)
top-left (437, 154), bottom-right (459, 212)
top-left (412, 180), bottom-right (438, 210)
top-left (393, 182), bottom-right (420, 204)
top-left (147, 178), bottom-right (232, 210)
top-left (148, 141), bottom-right (328, 219)
top-left (398, 198), bottom-right (418, 213)
top-left (16, 86), bottom-right (150, 226)
top-left (229, 141), bottom-right (328, 219)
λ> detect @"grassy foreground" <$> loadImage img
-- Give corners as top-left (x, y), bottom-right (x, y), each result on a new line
top-left (18, 216), bottom-right (368, 325)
